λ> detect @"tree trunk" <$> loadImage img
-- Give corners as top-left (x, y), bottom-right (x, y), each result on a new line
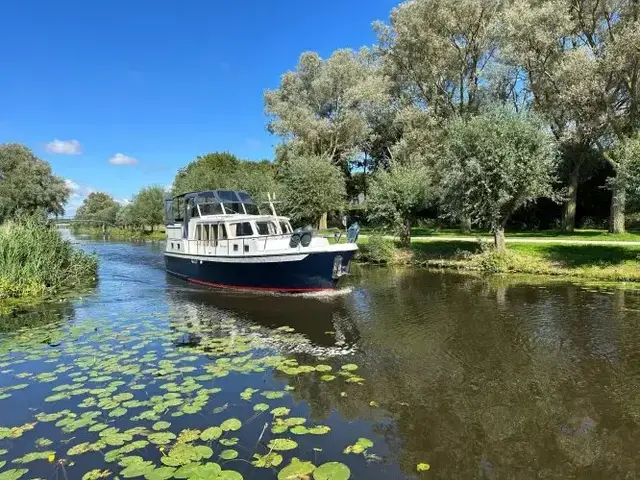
top-left (460, 216), bottom-right (472, 233)
top-left (400, 219), bottom-right (411, 248)
top-left (318, 212), bottom-right (328, 231)
top-left (493, 225), bottom-right (506, 252)
top-left (609, 180), bottom-right (626, 234)
top-left (562, 163), bottom-right (580, 232)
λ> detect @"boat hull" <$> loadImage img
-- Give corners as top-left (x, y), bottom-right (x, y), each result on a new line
top-left (165, 250), bottom-right (356, 292)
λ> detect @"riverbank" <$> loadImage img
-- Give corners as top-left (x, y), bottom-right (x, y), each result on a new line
top-left (357, 236), bottom-right (640, 282)
top-left (71, 225), bottom-right (166, 241)
top-left (0, 219), bottom-right (98, 311)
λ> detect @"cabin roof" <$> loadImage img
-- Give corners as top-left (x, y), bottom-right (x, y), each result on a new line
top-left (193, 214), bottom-right (289, 223)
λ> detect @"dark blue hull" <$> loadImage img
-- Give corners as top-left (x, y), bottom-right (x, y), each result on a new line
top-left (165, 250), bottom-right (355, 292)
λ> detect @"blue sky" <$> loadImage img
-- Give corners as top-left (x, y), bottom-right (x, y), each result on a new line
top-left (0, 0), bottom-right (399, 214)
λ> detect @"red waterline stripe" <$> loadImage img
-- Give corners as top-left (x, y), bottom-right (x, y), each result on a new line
top-left (187, 277), bottom-right (334, 293)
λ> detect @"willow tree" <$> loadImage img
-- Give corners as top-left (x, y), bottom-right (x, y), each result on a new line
top-left (367, 164), bottom-right (430, 246)
top-left (279, 155), bottom-right (346, 229)
top-left (440, 108), bottom-right (558, 250)
top-left (265, 49), bottom-right (384, 228)
top-left (501, 0), bottom-right (640, 233)
top-left (375, 0), bottom-right (503, 230)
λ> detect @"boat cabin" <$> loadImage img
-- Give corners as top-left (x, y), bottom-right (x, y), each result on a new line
top-left (164, 190), bottom-right (307, 257)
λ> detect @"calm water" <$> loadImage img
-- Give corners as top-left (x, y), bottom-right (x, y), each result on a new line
top-left (2, 236), bottom-right (640, 479)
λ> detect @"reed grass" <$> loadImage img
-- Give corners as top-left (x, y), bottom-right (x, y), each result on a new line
top-left (0, 218), bottom-right (98, 301)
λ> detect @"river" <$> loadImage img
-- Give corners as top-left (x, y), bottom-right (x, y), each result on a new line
top-left (2, 236), bottom-right (640, 479)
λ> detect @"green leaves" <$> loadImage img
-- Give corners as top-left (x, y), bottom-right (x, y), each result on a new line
top-left (343, 438), bottom-right (374, 455)
top-left (313, 462), bottom-right (351, 480)
top-left (152, 421), bottom-right (171, 431)
top-left (0, 469), bottom-right (29, 480)
top-left (417, 462), bottom-right (431, 472)
top-left (252, 452), bottom-right (283, 468)
top-left (220, 418), bottom-right (242, 432)
top-left (148, 432), bottom-right (177, 445)
top-left (278, 458), bottom-right (316, 480)
top-left (253, 403), bottom-right (269, 412)
top-left (200, 426), bottom-right (223, 441)
top-left (268, 438), bottom-right (299, 451)
top-left (220, 449), bottom-right (238, 460)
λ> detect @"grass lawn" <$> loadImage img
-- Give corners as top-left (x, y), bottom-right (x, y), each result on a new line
top-left (356, 236), bottom-right (640, 282)
top-left (353, 227), bottom-right (640, 242)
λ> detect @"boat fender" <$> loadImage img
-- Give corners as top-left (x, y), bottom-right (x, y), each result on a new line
top-left (300, 231), bottom-right (313, 247)
top-left (289, 233), bottom-right (301, 248)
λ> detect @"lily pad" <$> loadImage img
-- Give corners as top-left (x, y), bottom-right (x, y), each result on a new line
top-left (0, 469), bottom-right (29, 480)
top-left (220, 449), bottom-right (238, 460)
top-left (200, 426), bottom-right (223, 441)
top-left (252, 452), bottom-right (283, 468)
top-left (148, 432), bottom-right (177, 445)
top-left (271, 407), bottom-right (291, 417)
top-left (144, 466), bottom-right (176, 480)
top-left (82, 469), bottom-right (111, 480)
top-left (268, 438), bottom-right (298, 451)
top-left (417, 463), bottom-right (431, 472)
top-left (313, 462), bottom-right (351, 480)
top-left (152, 421), bottom-right (171, 431)
top-left (340, 364), bottom-right (358, 372)
top-left (278, 458), bottom-right (316, 480)
top-left (253, 403), bottom-right (269, 412)
top-left (220, 418), bottom-right (242, 431)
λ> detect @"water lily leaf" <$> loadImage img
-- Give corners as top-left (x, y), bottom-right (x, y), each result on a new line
top-left (417, 463), bottom-right (431, 472)
top-left (109, 407), bottom-right (127, 417)
top-left (278, 458), bottom-right (316, 480)
top-left (308, 426), bottom-right (331, 435)
top-left (174, 462), bottom-right (220, 479)
top-left (35, 438), bottom-right (53, 447)
top-left (119, 456), bottom-right (145, 467)
top-left (253, 403), bottom-right (269, 412)
top-left (82, 469), bottom-right (111, 480)
top-left (13, 451), bottom-right (55, 464)
top-left (218, 471), bottom-right (243, 480)
top-left (213, 404), bottom-right (229, 414)
top-left (200, 426), bottom-right (222, 441)
top-left (120, 460), bottom-right (155, 478)
top-left (271, 424), bottom-right (289, 434)
top-left (261, 391), bottom-right (285, 400)
top-left (271, 407), bottom-right (290, 417)
top-left (220, 449), bottom-right (238, 460)
top-left (315, 365), bottom-right (332, 372)
top-left (194, 445), bottom-right (214, 460)
top-left (267, 438), bottom-right (298, 451)
top-left (144, 466), bottom-right (175, 480)
top-left (343, 437), bottom-right (373, 455)
top-left (220, 418), bottom-right (242, 432)
top-left (148, 432), bottom-right (177, 445)
top-left (0, 469), bottom-right (29, 480)
top-left (340, 364), bottom-right (358, 372)
top-left (252, 452), bottom-right (283, 468)
top-left (218, 438), bottom-right (239, 447)
top-left (177, 429), bottom-right (201, 443)
top-left (313, 462), bottom-right (350, 480)
top-left (320, 375), bottom-right (336, 382)
top-left (152, 421), bottom-right (171, 431)
top-left (290, 426), bottom-right (309, 435)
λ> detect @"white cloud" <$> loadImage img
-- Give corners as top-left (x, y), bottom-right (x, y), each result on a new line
top-left (46, 139), bottom-right (82, 155)
top-left (63, 178), bottom-right (95, 216)
top-left (108, 153), bottom-right (138, 166)
top-left (116, 198), bottom-right (131, 205)
top-left (164, 183), bottom-right (173, 192)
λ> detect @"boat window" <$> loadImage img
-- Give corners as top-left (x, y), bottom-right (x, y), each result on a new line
top-left (256, 221), bottom-right (277, 235)
top-left (219, 224), bottom-right (228, 240)
top-left (173, 197), bottom-right (184, 222)
top-left (201, 225), bottom-right (210, 242)
top-left (196, 225), bottom-right (202, 240)
top-left (210, 224), bottom-right (218, 242)
top-left (244, 203), bottom-right (260, 215)
top-left (229, 222), bottom-right (253, 237)
top-left (199, 202), bottom-right (224, 216)
top-left (280, 221), bottom-right (292, 234)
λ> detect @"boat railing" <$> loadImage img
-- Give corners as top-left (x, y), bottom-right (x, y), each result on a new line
top-left (184, 233), bottom-right (294, 256)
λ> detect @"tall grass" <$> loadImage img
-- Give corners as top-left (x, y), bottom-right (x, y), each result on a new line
top-left (0, 218), bottom-right (98, 301)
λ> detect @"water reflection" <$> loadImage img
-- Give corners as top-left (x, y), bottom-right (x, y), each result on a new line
top-left (5, 238), bottom-right (640, 478)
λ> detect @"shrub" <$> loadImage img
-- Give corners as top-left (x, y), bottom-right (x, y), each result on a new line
top-left (360, 234), bottom-right (398, 264)
top-left (0, 218), bottom-right (98, 301)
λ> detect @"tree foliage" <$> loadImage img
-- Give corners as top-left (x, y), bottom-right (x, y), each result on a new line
top-left (0, 144), bottom-right (69, 222)
top-left (75, 192), bottom-right (120, 225)
top-left (440, 108), bottom-right (558, 249)
top-left (265, 50), bottom-right (387, 172)
top-left (280, 155), bottom-right (346, 228)
top-left (130, 186), bottom-right (165, 230)
top-left (366, 164), bottom-right (430, 246)
top-left (173, 152), bottom-right (278, 201)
